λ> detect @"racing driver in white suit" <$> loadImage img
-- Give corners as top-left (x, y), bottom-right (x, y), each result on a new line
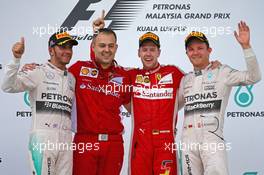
top-left (179, 21), bottom-right (261, 175)
top-left (1, 31), bottom-right (78, 175)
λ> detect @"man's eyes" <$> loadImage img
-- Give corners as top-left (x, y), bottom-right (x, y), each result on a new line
top-left (98, 44), bottom-right (115, 48)
top-left (142, 48), bottom-right (156, 52)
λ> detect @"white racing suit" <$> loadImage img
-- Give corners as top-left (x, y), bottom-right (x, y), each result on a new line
top-left (1, 58), bottom-right (75, 175)
top-left (179, 48), bottom-right (261, 175)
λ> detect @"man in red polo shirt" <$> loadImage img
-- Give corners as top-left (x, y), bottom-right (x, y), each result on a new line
top-left (69, 28), bottom-right (131, 175)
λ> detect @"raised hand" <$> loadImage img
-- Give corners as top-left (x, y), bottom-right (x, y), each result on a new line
top-left (234, 21), bottom-right (251, 49)
top-left (92, 10), bottom-right (105, 33)
top-left (210, 60), bottom-right (222, 69)
top-left (12, 37), bottom-right (25, 58)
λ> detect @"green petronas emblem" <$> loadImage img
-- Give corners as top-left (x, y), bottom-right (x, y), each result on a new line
top-left (178, 149), bottom-right (183, 175)
top-left (24, 91), bottom-right (30, 107)
top-left (234, 85), bottom-right (254, 107)
top-left (29, 135), bottom-right (43, 175)
top-left (243, 172), bottom-right (258, 175)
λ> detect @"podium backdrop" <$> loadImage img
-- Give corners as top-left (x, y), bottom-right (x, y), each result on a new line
top-left (0, 0), bottom-right (263, 174)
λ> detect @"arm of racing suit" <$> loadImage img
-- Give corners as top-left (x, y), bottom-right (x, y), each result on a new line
top-left (1, 58), bottom-right (40, 92)
top-left (177, 76), bottom-right (185, 110)
top-left (225, 48), bottom-right (261, 86)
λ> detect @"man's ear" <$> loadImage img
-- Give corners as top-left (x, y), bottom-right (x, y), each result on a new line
top-left (91, 39), bottom-right (95, 51)
top-left (158, 48), bottom-right (161, 57)
top-left (208, 47), bottom-right (212, 53)
top-left (49, 47), bottom-right (53, 56)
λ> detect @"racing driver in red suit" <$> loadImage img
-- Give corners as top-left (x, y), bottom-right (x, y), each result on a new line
top-left (128, 32), bottom-right (184, 175)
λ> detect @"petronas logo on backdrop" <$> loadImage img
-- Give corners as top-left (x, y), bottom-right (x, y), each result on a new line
top-left (24, 91), bottom-right (31, 107)
top-left (234, 85), bottom-right (254, 107)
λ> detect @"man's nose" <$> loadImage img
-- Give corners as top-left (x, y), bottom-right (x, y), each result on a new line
top-left (192, 49), bottom-right (199, 55)
top-left (146, 50), bottom-right (152, 55)
top-left (104, 46), bottom-right (110, 52)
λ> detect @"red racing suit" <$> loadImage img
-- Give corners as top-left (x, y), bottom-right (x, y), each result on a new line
top-left (69, 60), bottom-right (130, 175)
top-left (129, 64), bottom-right (184, 175)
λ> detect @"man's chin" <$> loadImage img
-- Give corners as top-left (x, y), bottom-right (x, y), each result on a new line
top-left (191, 60), bottom-right (202, 65)
top-left (102, 58), bottom-right (114, 63)
top-left (62, 59), bottom-right (71, 64)
top-left (143, 64), bottom-right (154, 70)
top-left (97, 60), bottom-right (112, 66)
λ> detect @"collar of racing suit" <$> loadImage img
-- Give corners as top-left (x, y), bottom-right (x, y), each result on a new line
top-left (92, 60), bottom-right (118, 80)
top-left (47, 61), bottom-right (68, 76)
top-left (142, 63), bottom-right (161, 75)
top-left (194, 63), bottom-right (212, 76)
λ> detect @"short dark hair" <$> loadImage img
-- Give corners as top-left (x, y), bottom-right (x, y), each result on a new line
top-left (93, 28), bottom-right (117, 42)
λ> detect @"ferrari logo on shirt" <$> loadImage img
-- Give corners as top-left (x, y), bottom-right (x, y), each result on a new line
top-left (156, 73), bottom-right (162, 82)
top-left (80, 66), bottom-right (98, 78)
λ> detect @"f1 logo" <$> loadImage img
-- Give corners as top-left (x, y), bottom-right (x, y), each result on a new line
top-left (61, 0), bottom-right (147, 30)
top-left (62, 0), bottom-right (102, 30)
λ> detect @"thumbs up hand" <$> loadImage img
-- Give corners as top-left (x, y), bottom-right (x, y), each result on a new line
top-left (12, 37), bottom-right (25, 58)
